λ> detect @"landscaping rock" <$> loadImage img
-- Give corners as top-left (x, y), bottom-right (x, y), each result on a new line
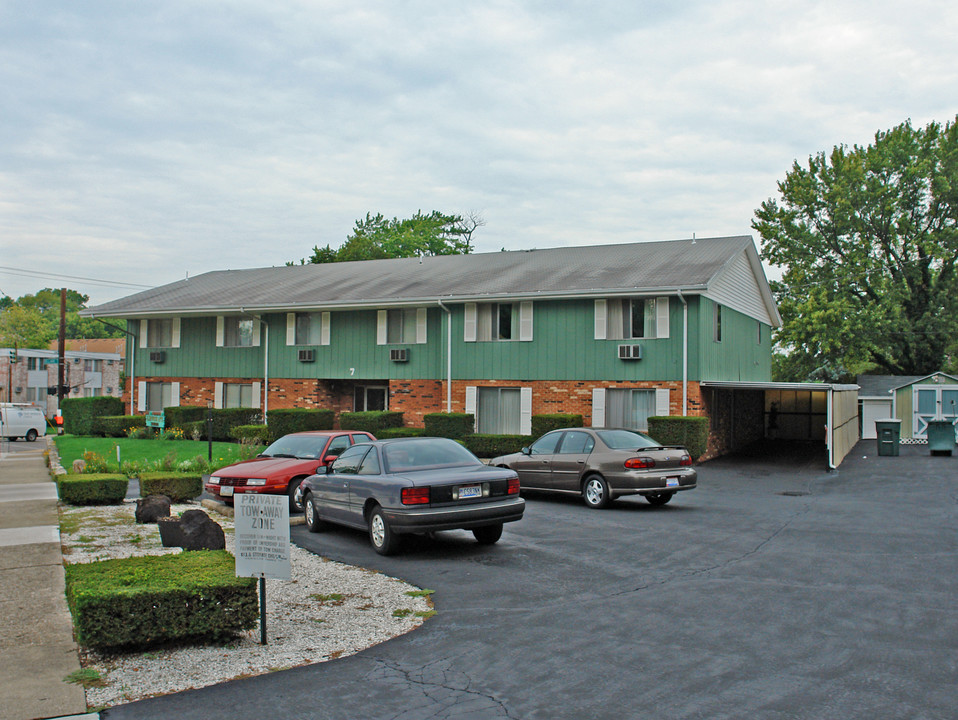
top-left (72, 459), bottom-right (86, 473)
top-left (135, 494), bottom-right (172, 523)
top-left (157, 517), bottom-right (186, 547)
top-left (179, 509), bottom-right (226, 551)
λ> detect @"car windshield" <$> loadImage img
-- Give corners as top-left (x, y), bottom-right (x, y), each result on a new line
top-left (383, 439), bottom-right (482, 473)
top-left (260, 435), bottom-right (328, 459)
top-left (596, 429), bottom-right (661, 450)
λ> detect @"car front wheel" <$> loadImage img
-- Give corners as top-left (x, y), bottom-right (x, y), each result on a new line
top-left (25, 429), bottom-right (38, 442)
top-left (473, 523), bottom-right (503, 545)
top-left (645, 492), bottom-right (674, 506)
top-left (304, 494), bottom-right (326, 532)
top-left (369, 506), bottom-right (400, 555)
top-left (582, 475), bottom-right (612, 509)
top-left (287, 479), bottom-right (304, 512)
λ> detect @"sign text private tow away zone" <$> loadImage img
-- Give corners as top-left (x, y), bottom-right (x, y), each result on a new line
top-left (235, 494), bottom-right (291, 580)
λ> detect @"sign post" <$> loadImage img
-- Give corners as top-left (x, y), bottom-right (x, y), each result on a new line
top-left (234, 494), bottom-right (290, 644)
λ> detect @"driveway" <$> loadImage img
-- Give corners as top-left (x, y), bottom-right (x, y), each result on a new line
top-left (104, 441), bottom-right (957, 719)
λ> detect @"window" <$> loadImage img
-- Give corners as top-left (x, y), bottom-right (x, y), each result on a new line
top-left (595, 298), bottom-right (668, 340)
top-left (464, 302), bottom-right (533, 342)
top-left (147, 319), bottom-right (173, 348)
top-left (604, 389), bottom-right (656, 431)
top-left (529, 432), bottom-right (562, 455)
top-left (27, 357), bottom-right (38, 371)
top-left (225, 318), bottom-right (254, 347)
top-left (757, 320), bottom-right (762, 345)
top-left (558, 431), bottom-right (595, 455)
top-left (357, 448), bottom-right (381, 475)
top-left (386, 309), bottom-right (418, 344)
top-left (714, 304), bottom-right (723, 342)
top-left (224, 383), bottom-right (254, 408)
top-left (83, 359), bottom-right (102, 372)
top-left (325, 435), bottom-right (351, 460)
top-left (331, 445), bottom-right (368, 475)
top-left (477, 387), bottom-right (522, 434)
top-left (145, 382), bottom-right (175, 413)
top-left (289, 312), bottom-right (329, 346)
top-left (355, 386), bottom-right (387, 412)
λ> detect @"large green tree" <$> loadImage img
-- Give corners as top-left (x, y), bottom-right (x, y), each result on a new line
top-left (754, 117), bottom-right (958, 380)
top-left (297, 210), bottom-right (484, 264)
top-left (0, 288), bottom-right (123, 347)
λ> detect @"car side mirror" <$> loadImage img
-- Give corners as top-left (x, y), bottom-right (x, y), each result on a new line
top-left (314, 465), bottom-right (328, 475)
top-left (323, 455), bottom-right (338, 465)
top-left (521, 447), bottom-right (531, 455)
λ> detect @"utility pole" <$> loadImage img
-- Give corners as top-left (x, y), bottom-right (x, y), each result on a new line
top-left (57, 288), bottom-right (66, 404)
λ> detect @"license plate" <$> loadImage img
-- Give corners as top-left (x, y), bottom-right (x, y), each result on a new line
top-left (459, 484), bottom-right (482, 499)
top-left (666, 477), bottom-right (680, 488)
top-left (221, 486), bottom-right (234, 497)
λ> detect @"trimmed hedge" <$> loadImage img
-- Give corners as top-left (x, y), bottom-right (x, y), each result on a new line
top-left (531, 413), bottom-right (583, 437)
top-left (164, 406), bottom-right (206, 427)
top-left (205, 408), bottom-right (262, 441)
top-left (138, 472), bottom-right (204, 502)
top-left (61, 397), bottom-right (124, 436)
top-left (57, 473), bottom-right (129, 505)
top-left (228, 424), bottom-right (271, 444)
top-left (64, 550), bottom-right (258, 650)
top-left (339, 411), bottom-right (404, 432)
top-left (93, 415), bottom-right (145, 438)
top-left (463, 434), bottom-right (532, 458)
top-left (267, 408), bottom-right (334, 438)
top-left (647, 416), bottom-right (710, 461)
top-left (181, 420), bottom-right (206, 440)
top-left (376, 427), bottom-right (426, 439)
top-left (423, 413), bottom-right (475, 440)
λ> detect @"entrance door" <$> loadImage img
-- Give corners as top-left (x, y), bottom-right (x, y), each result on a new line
top-left (913, 385), bottom-right (958, 438)
top-left (355, 386), bottom-right (388, 412)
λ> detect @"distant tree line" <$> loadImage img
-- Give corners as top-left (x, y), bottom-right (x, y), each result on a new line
top-left (0, 289), bottom-right (123, 349)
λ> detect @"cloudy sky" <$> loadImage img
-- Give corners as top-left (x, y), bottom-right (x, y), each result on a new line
top-left (2, 1), bottom-right (957, 306)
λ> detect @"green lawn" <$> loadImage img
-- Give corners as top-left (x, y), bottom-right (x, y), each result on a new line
top-left (54, 435), bottom-right (262, 474)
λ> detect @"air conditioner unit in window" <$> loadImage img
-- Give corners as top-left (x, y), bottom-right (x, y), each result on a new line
top-left (298, 349), bottom-right (315, 363)
top-left (618, 344), bottom-right (642, 360)
top-left (390, 348), bottom-right (409, 362)
top-left (149, 351), bottom-right (166, 363)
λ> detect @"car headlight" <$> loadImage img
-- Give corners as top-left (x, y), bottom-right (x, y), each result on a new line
top-left (246, 478), bottom-right (267, 486)
top-left (208, 476), bottom-right (220, 485)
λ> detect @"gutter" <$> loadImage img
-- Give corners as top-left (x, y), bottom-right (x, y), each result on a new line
top-left (437, 300), bottom-right (452, 412)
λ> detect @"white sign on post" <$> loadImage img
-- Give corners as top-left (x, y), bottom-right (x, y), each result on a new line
top-left (235, 494), bottom-right (291, 580)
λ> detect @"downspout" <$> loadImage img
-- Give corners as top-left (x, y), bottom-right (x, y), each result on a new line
top-left (92, 317), bottom-right (137, 415)
top-left (826, 387), bottom-right (835, 471)
top-left (676, 290), bottom-right (688, 416)
top-left (437, 300), bottom-right (452, 412)
top-left (240, 309), bottom-right (269, 424)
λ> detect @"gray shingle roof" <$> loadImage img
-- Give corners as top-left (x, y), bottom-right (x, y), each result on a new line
top-left (86, 236), bottom-right (760, 317)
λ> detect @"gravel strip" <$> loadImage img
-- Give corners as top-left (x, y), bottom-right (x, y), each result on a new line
top-left (60, 501), bottom-right (433, 708)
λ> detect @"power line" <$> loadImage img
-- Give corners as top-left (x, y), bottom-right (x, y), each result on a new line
top-left (0, 266), bottom-right (153, 290)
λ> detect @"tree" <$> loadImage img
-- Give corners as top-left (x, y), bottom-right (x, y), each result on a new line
top-left (754, 117), bottom-right (958, 380)
top-left (0, 288), bottom-right (123, 347)
top-left (297, 211), bottom-right (484, 264)
top-left (0, 306), bottom-right (50, 348)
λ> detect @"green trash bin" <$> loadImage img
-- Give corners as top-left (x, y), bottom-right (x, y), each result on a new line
top-left (875, 419), bottom-right (901, 457)
top-left (926, 419), bottom-right (956, 456)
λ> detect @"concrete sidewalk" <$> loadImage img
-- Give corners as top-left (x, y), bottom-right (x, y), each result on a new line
top-left (0, 439), bottom-right (92, 720)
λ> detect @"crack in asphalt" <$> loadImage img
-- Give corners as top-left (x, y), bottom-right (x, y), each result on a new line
top-left (368, 656), bottom-right (519, 719)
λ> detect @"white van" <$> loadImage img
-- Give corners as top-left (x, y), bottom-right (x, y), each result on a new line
top-left (0, 403), bottom-right (48, 442)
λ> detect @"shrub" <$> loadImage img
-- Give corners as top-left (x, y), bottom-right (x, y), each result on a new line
top-left (164, 406), bottom-right (206, 427)
top-left (93, 415), bottom-right (144, 438)
top-left (339, 411), bottom-right (404, 432)
top-left (376, 427), bottom-right (426, 439)
top-left (61, 397), bottom-right (124, 436)
top-left (182, 420), bottom-right (206, 441)
top-left (647, 416), bottom-right (710, 461)
top-left (81, 450), bottom-right (113, 473)
top-left (208, 408), bottom-right (262, 442)
top-left (531, 413), bottom-right (583, 437)
top-left (423, 413), bottom-right (475, 439)
top-left (138, 472), bottom-right (203, 502)
top-left (462, 434), bottom-right (532, 458)
top-left (64, 551), bottom-right (257, 650)
top-left (228, 424), bottom-right (271, 445)
top-left (57, 474), bottom-right (128, 505)
top-left (267, 408), bottom-right (334, 438)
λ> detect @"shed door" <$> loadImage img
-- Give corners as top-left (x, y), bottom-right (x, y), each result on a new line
top-left (913, 386), bottom-right (958, 438)
top-left (861, 400), bottom-right (892, 440)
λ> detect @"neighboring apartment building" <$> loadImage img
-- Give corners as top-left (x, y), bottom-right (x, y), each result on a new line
top-left (82, 236), bottom-right (782, 457)
top-left (0, 348), bottom-right (123, 416)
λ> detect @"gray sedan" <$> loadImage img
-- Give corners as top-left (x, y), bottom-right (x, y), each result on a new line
top-left (491, 428), bottom-right (697, 508)
top-left (297, 437), bottom-right (525, 555)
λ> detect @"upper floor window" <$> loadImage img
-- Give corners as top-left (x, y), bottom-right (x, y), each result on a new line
top-left (147, 319), bottom-right (173, 347)
top-left (83, 359), bottom-right (102, 372)
top-left (714, 304), bottom-right (723, 342)
top-left (464, 302), bottom-right (533, 342)
top-left (594, 298), bottom-right (669, 340)
top-left (377, 308), bottom-right (426, 345)
top-left (216, 316), bottom-right (260, 348)
top-left (287, 312), bottom-right (330, 346)
top-left (27, 357), bottom-right (38, 371)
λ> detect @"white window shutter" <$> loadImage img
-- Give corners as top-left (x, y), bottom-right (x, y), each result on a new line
top-left (170, 382), bottom-right (180, 407)
top-left (656, 297), bottom-right (670, 339)
top-left (592, 388), bottom-right (606, 427)
top-left (465, 386), bottom-right (477, 430)
top-left (215, 317), bottom-right (224, 347)
top-left (214, 381), bottom-right (223, 409)
top-left (139, 320), bottom-right (148, 348)
top-left (464, 303), bottom-right (477, 342)
top-left (377, 310), bottom-right (388, 345)
top-left (519, 302), bottom-right (533, 341)
top-left (252, 381), bottom-right (262, 409)
top-left (655, 388), bottom-right (671, 417)
top-left (286, 313), bottom-right (296, 346)
top-left (321, 312), bottom-right (331, 346)
top-left (416, 307), bottom-right (427, 344)
top-left (171, 318), bottom-right (181, 348)
top-left (594, 300), bottom-right (607, 340)
top-left (520, 387), bottom-right (533, 435)
top-left (252, 320), bottom-right (261, 347)
top-left (137, 381), bottom-right (146, 412)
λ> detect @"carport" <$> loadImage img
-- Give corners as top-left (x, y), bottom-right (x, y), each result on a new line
top-left (700, 381), bottom-right (860, 469)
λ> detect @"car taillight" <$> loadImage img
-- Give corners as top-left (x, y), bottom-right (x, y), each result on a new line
top-left (680, 455), bottom-right (692, 467)
top-left (401, 487), bottom-right (430, 505)
top-left (624, 457), bottom-right (655, 469)
top-left (507, 478), bottom-right (520, 495)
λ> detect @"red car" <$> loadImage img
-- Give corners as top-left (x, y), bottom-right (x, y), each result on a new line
top-left (205, 430), bottom-right (376, 510)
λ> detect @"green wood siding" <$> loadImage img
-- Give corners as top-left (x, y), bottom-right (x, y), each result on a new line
top-left (693, 298), bottom-right (771, 382)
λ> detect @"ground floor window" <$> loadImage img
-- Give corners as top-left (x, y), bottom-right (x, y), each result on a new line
top-left (605, 389), bottom-right (655, 430)
top-left (477, 387), bottom-right (522, 434)
top-left (355, 385), bottom-right (388, 412)
top-left (224, 383), bottom-right (254, 408)
top-left (146, 382), bottom-right (175, 412)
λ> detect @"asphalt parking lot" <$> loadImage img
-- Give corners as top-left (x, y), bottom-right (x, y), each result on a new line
top-left (104, 440), bottom-right (958, 720)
